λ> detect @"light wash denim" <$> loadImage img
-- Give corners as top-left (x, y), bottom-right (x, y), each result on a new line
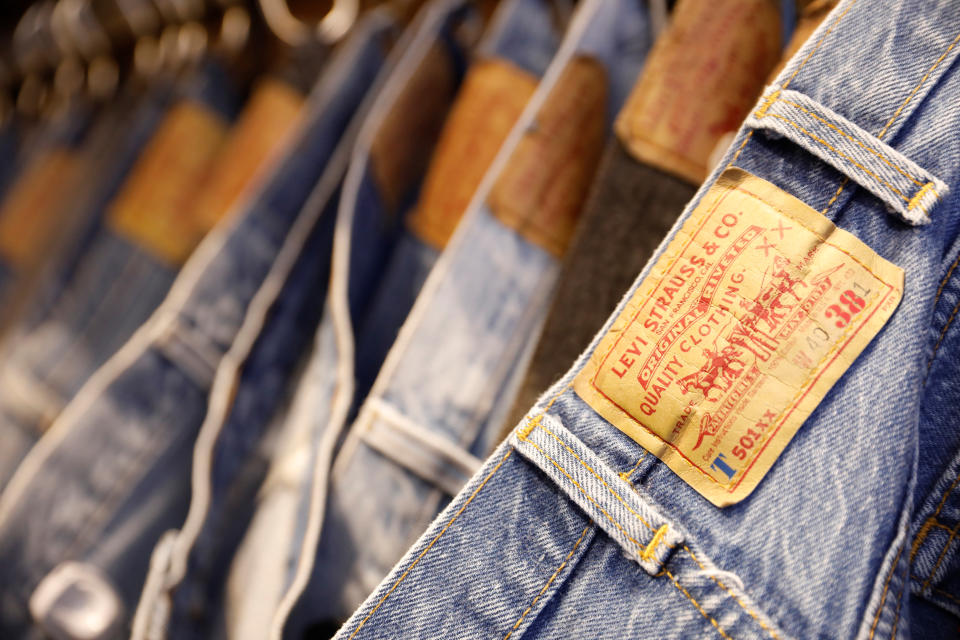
top-left (281, 0), bottom-right (653, 634)
top-left (334, 1), bottom-right (960, 638)
top-left (127, 12), bottom-right (402, 640)
top-left (0, 18), bottom-right (394, 638)
top-left (223, 2), bottom-right (513, 637)
top-left (0, 62), bottom-right (237, 490)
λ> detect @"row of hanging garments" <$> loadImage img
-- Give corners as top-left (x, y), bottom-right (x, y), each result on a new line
top-left (0, 0), bottom-right (957, 638)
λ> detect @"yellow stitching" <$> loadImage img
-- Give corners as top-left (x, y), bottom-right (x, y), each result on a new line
top-left (727, 131), bottom-right (754, 168)
top-left (921, 519), bottom-right (960, 593)
top-left (907, 182), bottom-right (936, 214)
top-left (823, 29), bottom-right (960, 216)
top-left (770, 97), bottom-right (928, 189)
top-left (934, 251), bottom-right (960, 307)
top-left (911, 520), bottom-right (935, 564)
top-left (754, 89), bottom-right (781, 118)
top-left (641, 524), bottom-right (669, 561)
top-left (928, 294), bottom-right (960, 372)
top-left (821, 178), bottom-right (849, 215)
top-left (346, 449), bottom-right (514, 639)
top-left (620, 482), bottom-right (780, 638)
top-left (519, 436), bottom-right (655, 554)
top-left (782, 0), bottom-right (858, 90)
top-left (517, 414), bottom-right (540, 440)
top-left (762, 113), bottom-right (911, 201)
top-left (877, 31), bottom-right (960, 139)
top-left (888, 575), bottom-right (907, 640)
top-left (619, 453), bottom-right (647, 481)
top-left (732, 0), bottom-right (856, 188)
top-left (528, 425), bottom-right (780, 638)
top-left (665, 568), bottom-right (734, 640)
top-left (932, 474), bottom-right (960, 520)
top-left (933, 586), bottom-right (960, 606)
top-left (534, 421), bottom-right (664, 531)
top-left (347, 375), bottom-right (580, 634)
top-left (868, 541), bottom-right (905, 639)
top-left (678, 544), bottom-right (780, 638)
top-left (502, 524), bottom-right (592, 640)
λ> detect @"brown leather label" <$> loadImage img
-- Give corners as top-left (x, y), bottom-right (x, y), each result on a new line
top-left (370, 42), bottom-right (458, 214)
top-left (407, 59), bottom-right (538, 249)
top-left (190, 78), bottom-right (304, 231)
top-left (615, 0), bottom-right (781, 185)
top-left (0, 148), bottom-right (79, 269)
top-left (107, 101), bottom-right (228, 266)
top-left (489, 56), bottom-right (607, 258)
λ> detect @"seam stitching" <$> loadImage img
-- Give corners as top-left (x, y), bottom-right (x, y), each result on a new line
top-left (664, 568), bottom-right (734, 640)
top-left (756, 112), bottom-right (918, 203)
top-left (781, 0), bottom-right (858, 91)
top-left (520, 435), bottom-right (658, 553)
top-left (868, 541), bottom-right (905, 639)
top-left (621, 481), bottom-right (780, 637)
top-left (346, 448), bottom-right (514, 639)
top-left (934, 251), bottom-right (960, 306)
top-left (534, 421), bottom-right (663, 534)
top-left (527, 422), bottom-right (779, 637)
top-left (927, 294), bottom-right (960, 370)
top-left (502, 524), bottom-right (592, 640)
top-left (933, 586), bottom-right (960, 606)
top-left (820, 30), bottom-right (960, 217)
top-left (764, 96), bottom-right (928, 188)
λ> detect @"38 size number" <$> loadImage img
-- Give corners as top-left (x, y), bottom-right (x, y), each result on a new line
top-left (825, 282), bottom-right (871, 328)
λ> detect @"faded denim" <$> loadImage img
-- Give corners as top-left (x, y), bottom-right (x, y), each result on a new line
top-left (0, 19), bottom-right (393, 638)
top-left (335, 1), bottom-right (960, 639)
top-left (0, 63), bottom-right (236, 490)
top-left (305, 0), bottom-right (654, 634)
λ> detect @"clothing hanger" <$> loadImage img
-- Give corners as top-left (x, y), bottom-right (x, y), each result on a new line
top-left (257, 0), bottom-right (358, 48)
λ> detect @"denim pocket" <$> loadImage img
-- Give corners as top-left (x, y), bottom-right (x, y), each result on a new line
top-left (745, 87), bottom-right (947, 226)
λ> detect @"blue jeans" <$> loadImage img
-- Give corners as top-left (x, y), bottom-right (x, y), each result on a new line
top-left (289, 0), bottom-right (653, 633)
top-left (0, 62), bottom-right (237, 490)
top-left (0, 99), bottom-right (98, 319)
top-left (224, 2), bottom-right (496, 637)
top-left (334, 1), bottom-right (960, 638)
top-left (0, 19), bottom-right (393, 638)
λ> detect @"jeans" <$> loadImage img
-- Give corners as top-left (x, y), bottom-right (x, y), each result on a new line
top-left (0, 100), bottom-right (98, 327)
top-left (335, 1), bottom-right (960, 638)
top-left (224, 2), bottom-right (493, 637)
top-left (293, 0), bottom-right (653, 633)
top-left (127, 13), bottom-right (400, 640)
top-left (0, 61), bottom-right (237, 490)
top-left (504, 0), bottom-right (784, 442)
top-left (0, 18), bottom-right (393, 638)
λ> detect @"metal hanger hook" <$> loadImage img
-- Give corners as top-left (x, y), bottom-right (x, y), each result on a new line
top-left (257, 0), bottom-right (359, 48)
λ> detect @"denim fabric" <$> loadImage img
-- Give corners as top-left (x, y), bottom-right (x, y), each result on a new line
top-left (0, 20), bottom-right (394, 639)
top-left (503, 146), bottom-right (697, 438)
top-left (504, 0), bottom-right (787, 443)
top-left (127, 14), bottom-right (401, 640)
top-left (0, 101), bottom-right (96, 315)
top-left (223, 3), bottom-right (493, 637)
top-left (334, 2), bottom-right (960, 638)
top-left (293, 0), bottom-right (653, 634)
top-left (0, 62), bottom-right (237, 490)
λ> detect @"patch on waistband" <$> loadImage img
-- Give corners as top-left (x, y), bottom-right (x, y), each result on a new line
top-left (574, 168), bottom-right (903, 506)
